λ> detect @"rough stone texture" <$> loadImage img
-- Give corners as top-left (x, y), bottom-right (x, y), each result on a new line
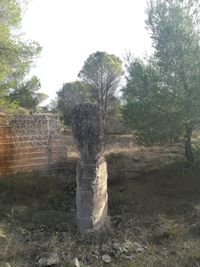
top-left (76, 157), bottom-right (108, 232)
top-left (37, 252), bottom-right (59, 266)
top-left (0, 113), bottom-right (66, 176)
top-left (72, 103), bottom-right (104, 162)
top-left (72, 103), bottom-right (108, 233)
top-left (73, 257), bottom-right (81, 267)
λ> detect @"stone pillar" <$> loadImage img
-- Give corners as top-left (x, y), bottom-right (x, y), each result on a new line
top-left (72, 103), bottom-right (108, 233)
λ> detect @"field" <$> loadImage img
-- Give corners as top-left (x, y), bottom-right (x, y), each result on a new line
top-left (1, 135), bottom-right (200, 266)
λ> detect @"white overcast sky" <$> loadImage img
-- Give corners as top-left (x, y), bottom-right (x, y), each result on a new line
top-left (21, 0), bottom-right (151, 101)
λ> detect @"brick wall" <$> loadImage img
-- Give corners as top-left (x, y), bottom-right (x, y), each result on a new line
top-left (0, 114), bottom-right (67, 176)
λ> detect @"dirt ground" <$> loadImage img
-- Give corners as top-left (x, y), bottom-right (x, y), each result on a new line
top-left (1, 135), bottom-right (200, 266)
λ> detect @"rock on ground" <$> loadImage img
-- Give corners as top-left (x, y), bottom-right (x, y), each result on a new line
top-left (73, 257), bottom-right (80, 267)
top-left (37, 252), bottom-right (59, 266)
top-left (102, 254), bottom-right (112, 264)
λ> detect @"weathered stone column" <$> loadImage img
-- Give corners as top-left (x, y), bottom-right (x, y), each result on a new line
top-left (72, 103), bottom-right (108, 233)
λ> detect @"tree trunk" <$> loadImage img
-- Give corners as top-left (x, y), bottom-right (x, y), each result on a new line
top-left (184, 124), bottom-right (193, 163)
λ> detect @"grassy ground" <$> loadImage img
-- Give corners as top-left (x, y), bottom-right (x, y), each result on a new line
top-left (1, 135), bottom-right (200, 266)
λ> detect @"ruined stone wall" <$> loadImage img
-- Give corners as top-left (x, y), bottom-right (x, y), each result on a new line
top-left (0, 114), bottom-right (66, 176)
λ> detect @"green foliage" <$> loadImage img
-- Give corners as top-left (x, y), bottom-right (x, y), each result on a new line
top-left (106, 97), bottom-right (125, 134)
top-left (123, 0), bottom-right (200, 156)
top-left (0, 0), bottom-right (43, 112)
top-left (146, 0), bottom-right (200, 123)
top-left (55, 51), bottom-right (123, 126)
top-left (0, 98), bottom-right (20, 113)
top-left (79, 51), bottom-right (123, 121)
top-left (9, 76), bottom-right (48, 111)
top-left (56, 79), bottom-right (123, 128)
top-left (57, 81), bottom-right (92, 125)
top-left (123, 58), bottom-right (183, 144)
top-left (0, 0), bottom-right (22, 83)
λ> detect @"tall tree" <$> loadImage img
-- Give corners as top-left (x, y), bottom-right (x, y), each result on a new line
top-left (123, 0), bottom-right (200, 162)
top-left (147, 0), bottom-right (200, 162)
top-left (78, 51), bottom-right (123, 125)
top-left (123, 58), bottom-right (182, 143)
top-left (0, 0), bottom-right (42, 112)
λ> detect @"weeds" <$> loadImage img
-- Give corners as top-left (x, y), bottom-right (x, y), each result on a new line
top-left (1, 136), bottom-right (200, 266)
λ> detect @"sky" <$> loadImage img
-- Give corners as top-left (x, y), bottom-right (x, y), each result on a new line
top-left (21, 0), bottom-right (151, 102)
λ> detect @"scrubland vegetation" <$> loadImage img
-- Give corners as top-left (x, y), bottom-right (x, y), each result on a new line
top-left (1, 135), bottom-right (200, 266)
top-left (2, 0), bottom-right (200, 266)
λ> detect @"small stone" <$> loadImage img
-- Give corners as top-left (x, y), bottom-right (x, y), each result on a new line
top-left (121, 254), bottom-right (136, 260)
top-left (123, 240), bottom-right (133, 250)
top-left (73, 257), bottom-right (80, 267)
top-left (113, 243), bottom-right (128, 254)
top-left (136, 246), bottom-right (144, 253)
top-left (133, 242), bottom-right (144, 253)
top-left (37, 252), bottom-right (59, 266)
top-left (102, 254), bottom-right (112, 264)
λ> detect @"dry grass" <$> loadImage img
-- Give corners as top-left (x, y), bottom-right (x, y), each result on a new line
top-left (1, 134), bottom-right (200, 266)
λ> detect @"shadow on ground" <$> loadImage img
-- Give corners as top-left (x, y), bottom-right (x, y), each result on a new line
top-left (1, 144), bottom-right (200, 266)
